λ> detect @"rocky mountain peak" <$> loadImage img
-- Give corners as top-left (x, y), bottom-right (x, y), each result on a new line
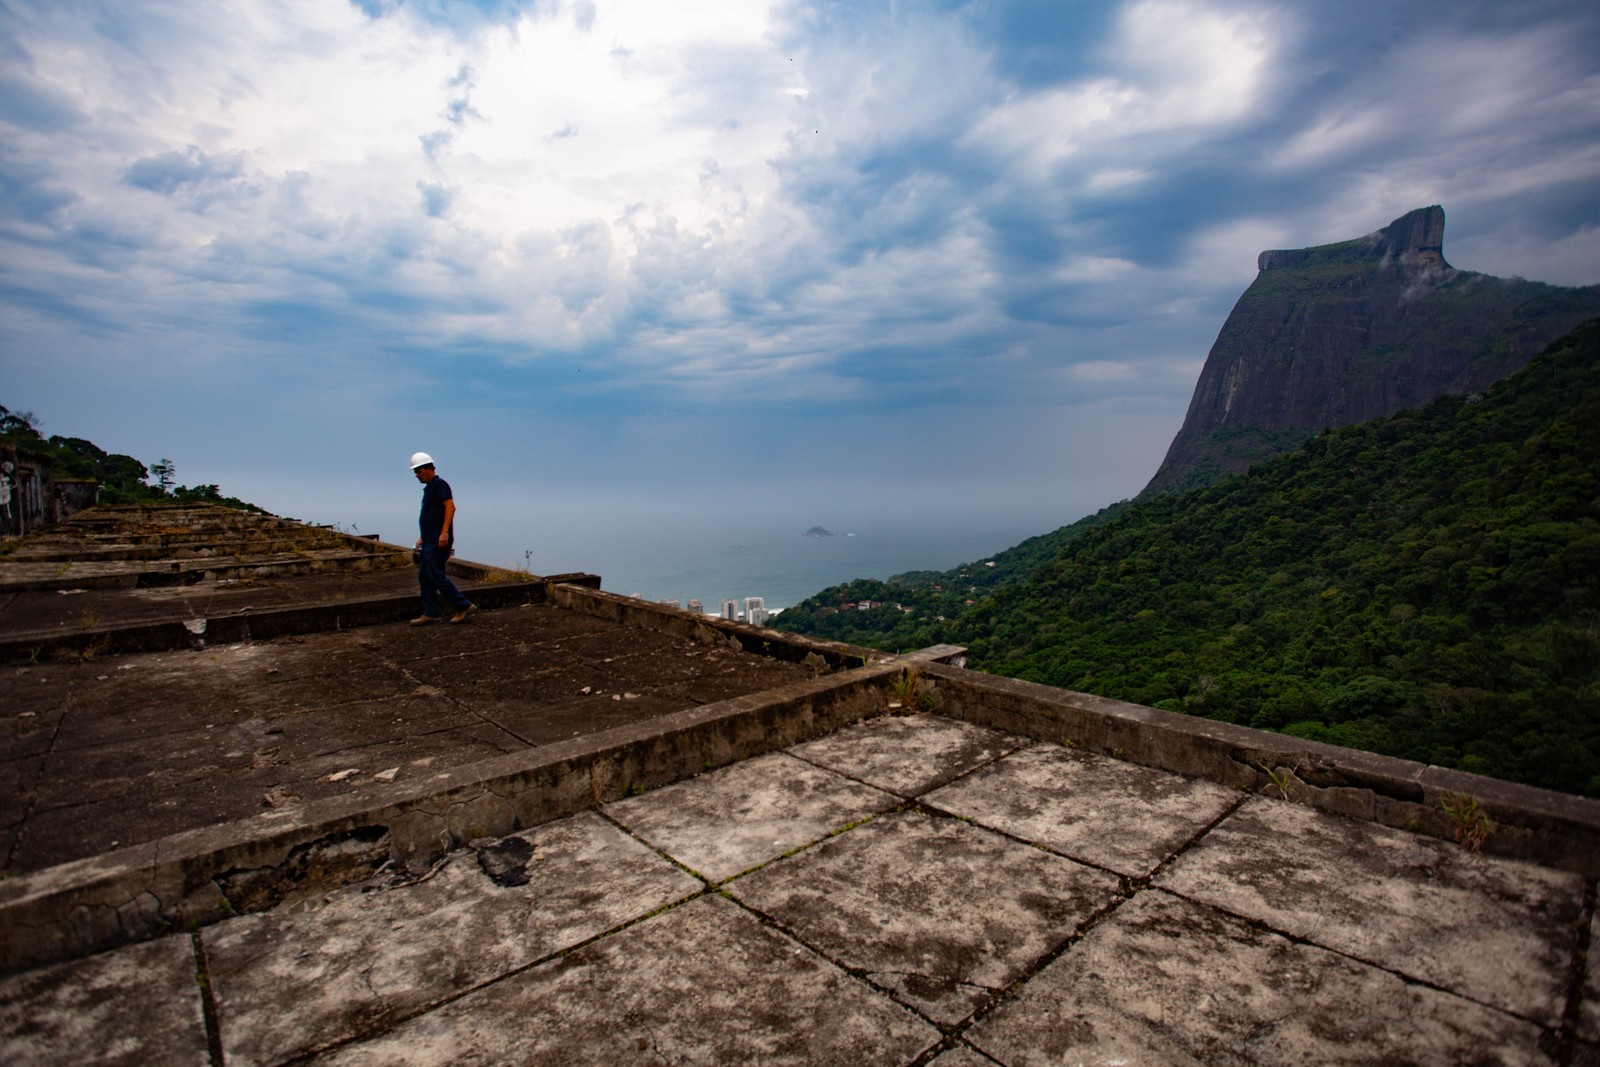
top-left (1140, 206), bottom-right (1600, 498)
top-left (1256, 206), bottom-right (1448, 273)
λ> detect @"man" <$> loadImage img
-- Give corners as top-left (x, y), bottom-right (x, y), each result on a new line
top-left (409, 451), bottom-right (478, 625)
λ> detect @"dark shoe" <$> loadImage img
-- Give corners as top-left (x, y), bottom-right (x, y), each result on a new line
top-left (410, 614), bottom-right (441, 626)
top-left (449, 603), bottom-right (479, 625)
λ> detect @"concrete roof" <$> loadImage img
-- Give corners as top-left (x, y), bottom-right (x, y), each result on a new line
top-left (2, 503), bottom-right (1598, 1065)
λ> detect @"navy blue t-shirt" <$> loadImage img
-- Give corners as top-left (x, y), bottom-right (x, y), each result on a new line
top-left (419, 476), bottom-right (454, 546)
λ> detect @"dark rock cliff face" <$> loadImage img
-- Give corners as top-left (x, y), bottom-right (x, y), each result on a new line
top-left (1141, 206), bottom-right (1600, 497)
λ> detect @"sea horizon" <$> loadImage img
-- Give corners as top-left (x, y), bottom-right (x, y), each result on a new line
top-left (247, 474), bottom-right (1108, 616)
top-left (472, 514), bottom-right (1054, 613)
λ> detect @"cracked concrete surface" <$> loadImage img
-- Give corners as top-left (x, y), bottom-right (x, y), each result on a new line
top-left (4, 714), bottom-right (1592, 1065)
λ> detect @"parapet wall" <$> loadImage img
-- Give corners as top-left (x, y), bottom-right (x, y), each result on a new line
top-left (925, 664), bottom-right (1600, 879)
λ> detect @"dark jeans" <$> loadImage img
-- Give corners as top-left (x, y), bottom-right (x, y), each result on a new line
top-left (418, 544), bottom-right (471, 617)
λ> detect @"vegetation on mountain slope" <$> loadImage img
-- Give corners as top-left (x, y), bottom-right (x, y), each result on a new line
top-left (774, 320), bottom-right (1600, 796)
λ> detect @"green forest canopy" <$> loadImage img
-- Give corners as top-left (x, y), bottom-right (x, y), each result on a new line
top-left (774, 319), bottom-right (1600, 797)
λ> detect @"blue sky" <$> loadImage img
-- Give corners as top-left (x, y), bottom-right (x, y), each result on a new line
top-left (3, 0), bottom-right (1599, 570)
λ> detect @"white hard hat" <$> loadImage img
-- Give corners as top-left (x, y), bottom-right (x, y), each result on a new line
top-left (409, 451), bottom-right (434, 470)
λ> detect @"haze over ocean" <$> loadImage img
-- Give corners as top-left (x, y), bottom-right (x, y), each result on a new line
top-left (495, 511), bottom-right (1050, 613)
top-left (463, 484), bottom-right (1068, 612)
top-left (275, 475), bottom-right (1072, 613)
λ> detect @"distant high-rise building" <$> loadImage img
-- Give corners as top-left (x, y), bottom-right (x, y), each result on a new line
top-left (660, 599), bottom-right (680, 611)
top-left (744, 596), bottom-right (767, 626)
top-left (686, 599), bottom-right (704, 614)
top-left (720, 599), bottom-right (739, 621)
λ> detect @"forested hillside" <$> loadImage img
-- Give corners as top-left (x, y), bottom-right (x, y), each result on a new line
top-left (774, 320), bottom-right (1600, 796)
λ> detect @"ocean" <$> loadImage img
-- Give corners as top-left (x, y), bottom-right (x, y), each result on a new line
top-left (465, 494), bottom-right (1070, 612)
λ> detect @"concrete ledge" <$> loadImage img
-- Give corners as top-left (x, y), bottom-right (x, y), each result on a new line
top-left (547, 584), bottom-right (894, 671)
top-left (0, 659), bottom-right (910, 976)
top-left (927, 664), bottom-right (1600, 879)
top-left (0, 578), bottom-right (565, 661)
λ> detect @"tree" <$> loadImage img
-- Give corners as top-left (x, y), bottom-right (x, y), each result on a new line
top-left (149, 458), bottom-right (176, 493)
top-left (0, 406), bottom-right (42, 440)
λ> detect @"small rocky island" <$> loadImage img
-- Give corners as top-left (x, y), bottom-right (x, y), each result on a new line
top-left (803, 526), bottom-right (834, 537)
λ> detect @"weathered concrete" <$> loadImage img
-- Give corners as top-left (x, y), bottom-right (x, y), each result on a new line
top-left (1154, 796), bottom-right (1584, 1026)
top-left (965, 890), bottom-right (1554, 1066)
top-left (788, 710), bottom-right (1029, 796)
top-left (729, 808), bottom-right (1122, 1024)
top-left (3, 715), bottom-right (1590, 1066)
top-left (314, 895), bottom-right (942, 1067)
top-left (607, 751), bottom-right (901, 882)
top-left (0, 567), bottom-right (561, 661)
top-left (0, 935), bottom-right (209, 1067)
top-left (204, 812), bottom-right (702, 1064)
top-left (0, 504), bottom-right (413, 593)
top-left (924, 741), bottom-right (1241, 878)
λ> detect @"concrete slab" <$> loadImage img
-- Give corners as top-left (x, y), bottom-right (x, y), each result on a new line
top-left (679, 661), bottom-right (821, 704)
top-left (729, 808), bottom-right (1122, 1024)
top-left (14, 777), bottom-right (245, 870)
top-left (10, 691), bottom-right (527, 872)
top-left (0, 935), bottom-right (208, 1067)
top-left (965, 889), bottom-right (1553, 1067)
top-left (1584, 907), bottom-right (1600, 1045)
top-left (467, 691), bottom-right (700, 745)
top-left (1, 689), bottom-right (66, 759)
top-left (1, 602), bottom-right (823, 877)
top-left (605, 751), bottom-right (901, 882)
top-left (307, 894), bottom-right (941, 1067)
top-left (0, 570), bottom-right (420, 633)
top-left (4, 661), bottom-right (75, 716)
top-left (924, 741), bottom-right (1241, 877)
top-left (1154, 796), bottom-right (1585, 1026)
top-left (789, 712), bottom-right (1029, 796)
top-left (205, 811), bottom-right (701, 1064)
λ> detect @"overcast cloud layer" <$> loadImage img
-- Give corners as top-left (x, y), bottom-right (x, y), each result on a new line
top-left (3, 0), bottom-right (1599, 566)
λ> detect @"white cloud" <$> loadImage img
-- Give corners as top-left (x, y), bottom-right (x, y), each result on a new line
top-left (965, 0), bottom-right (1282, 177)
top-left (1110, 0), bottom-right (1278, 126)
top-left (1054, 255), bottom-right (1140, 283)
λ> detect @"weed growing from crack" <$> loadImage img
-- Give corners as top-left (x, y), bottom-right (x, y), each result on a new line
top-left (1440, 792), bottom-right (1493, 852)
top-left (1256, 760), bottom-right (1301, 801)
top-left (885, 669), bottom-right (940, 713)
